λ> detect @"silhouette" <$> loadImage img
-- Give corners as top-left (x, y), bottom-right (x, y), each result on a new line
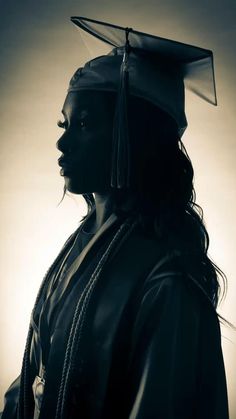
top-left (2, 17), bottom-right (229, 419)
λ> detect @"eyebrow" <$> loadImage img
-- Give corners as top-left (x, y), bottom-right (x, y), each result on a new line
top-left (61, 107), bottom-right (89, 117)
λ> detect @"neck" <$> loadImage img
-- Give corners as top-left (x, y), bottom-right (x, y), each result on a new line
top-left (93, 192), bottom-right (114, 232)
top-left (87, 190), bottom-right (138, 234)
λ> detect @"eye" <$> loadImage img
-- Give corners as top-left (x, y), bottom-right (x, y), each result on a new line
top-left (79, 120), bottom-right (86, 128)
top-left (57, 119), bottom-right (68, 130)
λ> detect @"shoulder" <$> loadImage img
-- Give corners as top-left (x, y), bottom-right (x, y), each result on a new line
top-left (133, 242), bottom-right (220, 334)
top-left (127, 222), bottom-right (218, 313)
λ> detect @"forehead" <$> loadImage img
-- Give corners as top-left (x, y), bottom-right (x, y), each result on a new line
top-left (62, 90), bottom-right (115, 115)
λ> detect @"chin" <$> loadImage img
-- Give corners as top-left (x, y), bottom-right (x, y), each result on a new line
top-left (64, 176), bottom-right (109, 195)
top-left (64, 180), bottom-right (90, 195)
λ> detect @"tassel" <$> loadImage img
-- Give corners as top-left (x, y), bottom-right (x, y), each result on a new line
top-left (111, 28), bottom-right (132, 189)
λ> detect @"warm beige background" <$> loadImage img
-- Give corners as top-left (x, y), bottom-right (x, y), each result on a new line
top-left (0, 0), bottom-right (236, 416)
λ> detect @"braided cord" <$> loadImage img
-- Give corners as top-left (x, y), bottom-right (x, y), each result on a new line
top-left (55, 217), bottom-right (138, 419)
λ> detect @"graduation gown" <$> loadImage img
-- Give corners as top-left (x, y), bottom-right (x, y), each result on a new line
top-left (2, 210), bottom-right (229, 419)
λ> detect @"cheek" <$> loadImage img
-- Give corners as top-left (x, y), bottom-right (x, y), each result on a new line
top-left (74, 141), bottom-right (111, 168)
top-left (72, 137), bottom-right (112, 182)
top-left (89, 146), bottom-right (112, 176)
top-left (84, 129), bottom-right (113, 163)
top-left (64, 138), bottom-right (113, 193)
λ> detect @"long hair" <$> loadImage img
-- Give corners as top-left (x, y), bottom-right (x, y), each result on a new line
top-left (62, 92), bottom-right (233, 327)
top-left (62, 92), bottom-right (230, 327)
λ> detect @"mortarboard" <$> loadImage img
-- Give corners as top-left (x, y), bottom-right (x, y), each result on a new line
top-left (68, 16), bottom-right (217, 189)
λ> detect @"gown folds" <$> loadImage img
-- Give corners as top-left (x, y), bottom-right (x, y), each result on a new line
top-left (2, 209), bottom-right (229, 419)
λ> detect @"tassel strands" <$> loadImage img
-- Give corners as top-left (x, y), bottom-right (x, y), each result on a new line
top-left (111, 28), bottom-right (132, 189)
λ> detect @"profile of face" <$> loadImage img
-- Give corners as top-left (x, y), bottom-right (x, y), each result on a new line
top-left (57, 90), bottom-right (116, 194)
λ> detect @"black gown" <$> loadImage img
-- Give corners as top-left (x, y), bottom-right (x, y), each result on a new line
top-left (2, 209), bottom-right (229, 418)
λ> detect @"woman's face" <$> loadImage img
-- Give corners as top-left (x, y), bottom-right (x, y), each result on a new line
top-left (56, 90), bottom-right (115, 194)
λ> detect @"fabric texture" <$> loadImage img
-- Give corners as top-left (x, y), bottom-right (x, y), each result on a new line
top-left (2, 212), bottom-right (229, 419)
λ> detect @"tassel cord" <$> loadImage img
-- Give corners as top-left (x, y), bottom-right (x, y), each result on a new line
top-left (55, 216), bottom-right (138, 418)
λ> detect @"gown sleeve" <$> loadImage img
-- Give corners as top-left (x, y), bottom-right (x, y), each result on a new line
top-left (1, 374), bottom-right (21, 419)
top-left (125, 270), bottom-right (229, 419)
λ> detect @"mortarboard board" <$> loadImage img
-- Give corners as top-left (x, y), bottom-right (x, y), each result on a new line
top-left (68, 16), bottom-right (217, 189)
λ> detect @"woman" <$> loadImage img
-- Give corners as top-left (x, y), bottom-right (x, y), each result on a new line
top-left (2, 17), bottom-right (230, 419)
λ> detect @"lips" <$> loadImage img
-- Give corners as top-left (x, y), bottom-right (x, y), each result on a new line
top-left (58, 156), bottom-right (75, 175)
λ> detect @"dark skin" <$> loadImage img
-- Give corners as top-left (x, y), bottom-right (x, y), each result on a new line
top-left (57, 90), bottom-right (130, 233)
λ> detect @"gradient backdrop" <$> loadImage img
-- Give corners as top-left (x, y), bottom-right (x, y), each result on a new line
top-left (0, 0), bottom-right (236, 415)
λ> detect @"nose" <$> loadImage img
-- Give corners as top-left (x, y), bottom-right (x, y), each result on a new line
top-left (56, 131), bottom-right (73, 154)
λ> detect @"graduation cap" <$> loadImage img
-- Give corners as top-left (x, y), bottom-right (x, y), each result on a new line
top-left (68, 16), bottom-right (217, 189)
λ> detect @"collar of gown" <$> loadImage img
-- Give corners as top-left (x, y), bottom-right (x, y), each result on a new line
top-left (68, 209), bottom-right (120, 281)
